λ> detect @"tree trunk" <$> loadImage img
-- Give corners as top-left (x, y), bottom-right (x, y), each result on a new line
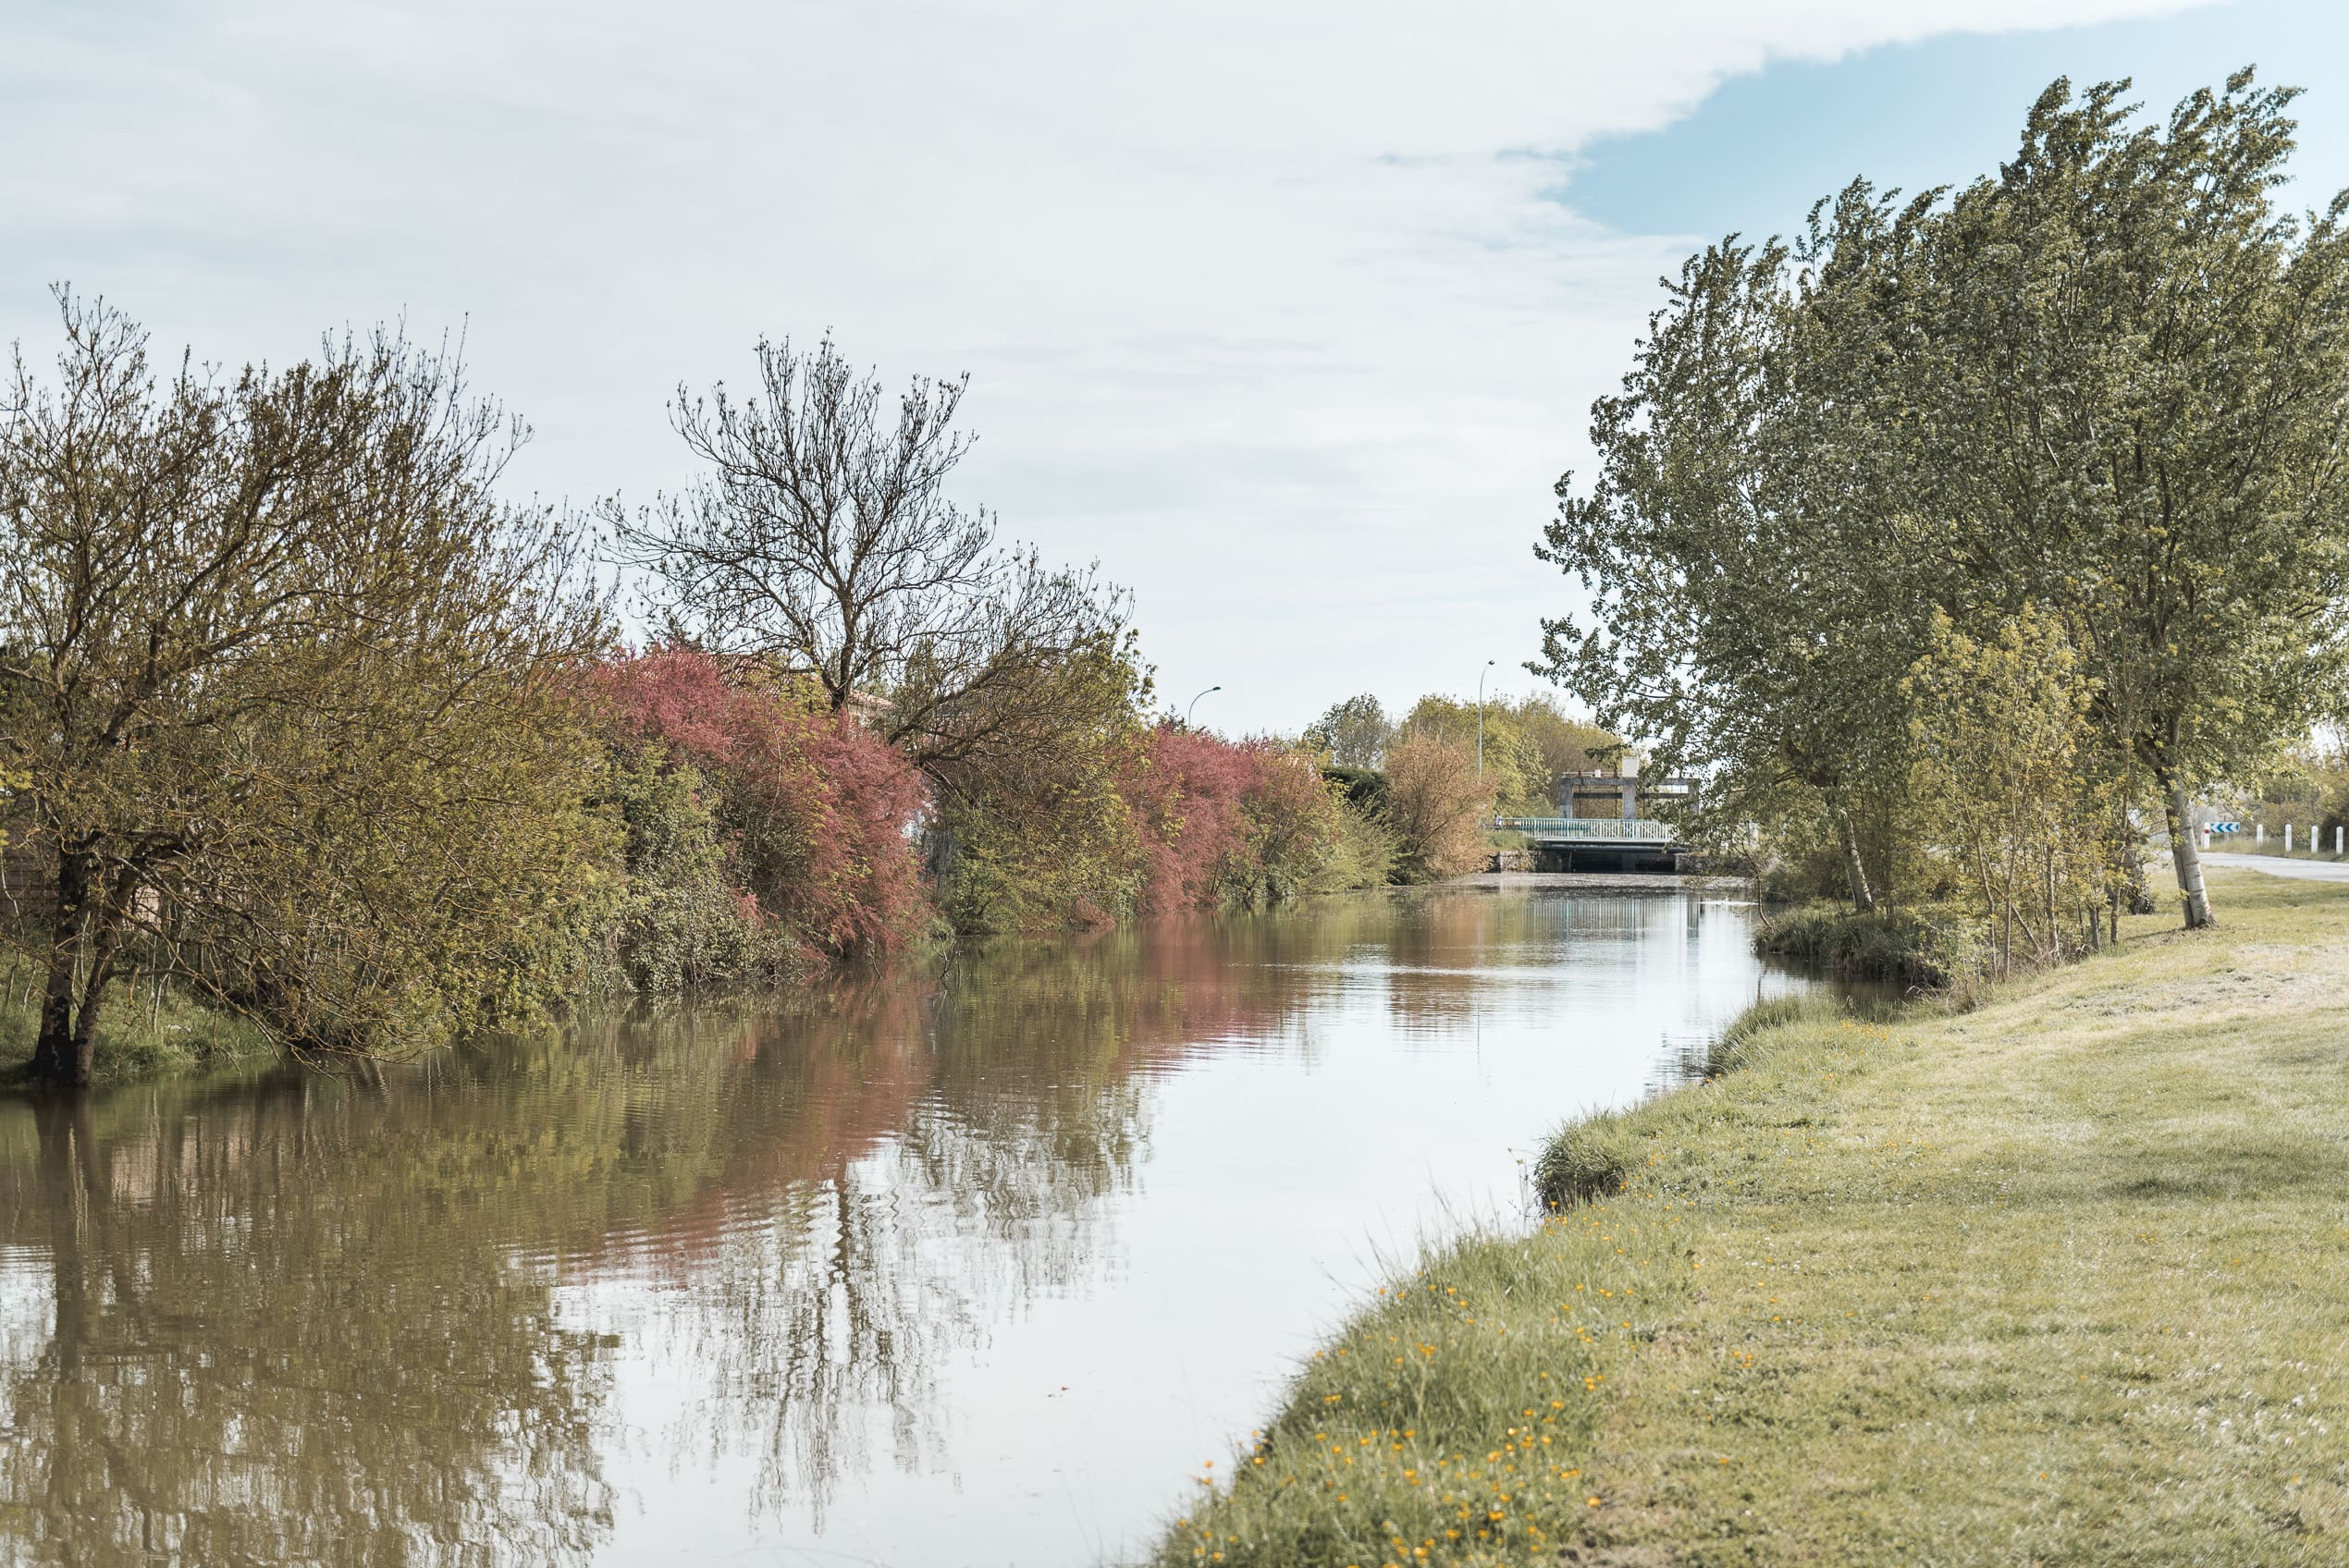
top-left (27, 852), bottom-right (92, 1090)
top-left (66, 918), bottom-right (123, 1085)
top-left (26, 851), bottom-right (130, 1091)
top-left (2161, 778), bottom-right (2215, 930)
top-left (1839, 811), bottom-right (1876, 913)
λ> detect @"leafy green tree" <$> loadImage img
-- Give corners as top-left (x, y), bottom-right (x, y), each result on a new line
top-left (1879, 71), bottom-right (2349, 927)
top-left (0, 295), bottom-right (609, 1084)
top-left (1542, 71), bottom-right (2349, 930)
top-left (1504, 694), bottom-right (1622, 787)
top-left (1397, 695), bottom-right (1553, 815)
top-left (1905, 608), bottom-right (2117, 974)
top-left (1537, 230), bottom-right (1926, 910)
top-left (1305, 694), bottom-right (1392, 768)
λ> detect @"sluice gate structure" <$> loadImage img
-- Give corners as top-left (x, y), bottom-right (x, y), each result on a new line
top-left (1492, 817), bottom-right (1686, 873)
top-left (1494, 770), bottom-right (1701, 873)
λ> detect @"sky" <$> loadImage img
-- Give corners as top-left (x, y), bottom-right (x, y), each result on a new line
top-left (6, 0), bottom-right (2344, 735)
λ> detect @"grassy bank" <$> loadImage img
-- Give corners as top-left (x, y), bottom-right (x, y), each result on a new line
top-left (0, 949), bottom-right (274, 1086)
top-left (1147, 869), bottom-right (2349, 1565)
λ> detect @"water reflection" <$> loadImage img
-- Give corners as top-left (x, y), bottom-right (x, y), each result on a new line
top-left (0, 888), bottom-right (1799, 1566)
top-left (0, 1087), bottom-right (617, 1567)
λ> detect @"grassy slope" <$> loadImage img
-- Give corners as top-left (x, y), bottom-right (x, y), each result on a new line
top-left (1147, 870), bottom-right (2349, 1566)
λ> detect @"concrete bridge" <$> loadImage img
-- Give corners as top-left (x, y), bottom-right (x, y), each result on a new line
top-left (1492, 816), bottom-right (1689, 873)
top-left (1491, 770), bottom-right (1701, 874)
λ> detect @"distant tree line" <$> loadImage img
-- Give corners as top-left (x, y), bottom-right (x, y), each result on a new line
top-left (1302, 691), bottom-right (1624, 881)
top-left (1540, 69), bottom-right (2349, 967)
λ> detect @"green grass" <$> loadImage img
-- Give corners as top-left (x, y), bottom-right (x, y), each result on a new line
top-left (0, 948), bottom-right (275, 1085)
top-left (1143, 870), bottom-right (2349, 1565)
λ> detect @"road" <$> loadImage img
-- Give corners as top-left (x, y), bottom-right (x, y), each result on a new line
top-left (2202, 851), bottom-right (2349, 884)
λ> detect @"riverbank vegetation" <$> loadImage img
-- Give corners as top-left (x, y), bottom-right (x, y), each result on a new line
top-left (1748, 902), bottom-right (1984, 988)
top-left (0, 305), bottom-right (1397, 1087)
top-left (1150, 870), bottom-right (2349, 1565)
top-left (0, 949), bottom-right (273, 1084)
top-left (1538, 69), bottom-right (2349, 963)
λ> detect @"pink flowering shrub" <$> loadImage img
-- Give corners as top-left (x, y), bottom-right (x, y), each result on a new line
top-left (584, 650), bottom-right (930, 982)
top-left (1125, 726), bottom-right (1354, 914)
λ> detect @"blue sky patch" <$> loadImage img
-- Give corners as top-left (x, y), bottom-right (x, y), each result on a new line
top-left (1563, 0), bottom-right (2349, 244)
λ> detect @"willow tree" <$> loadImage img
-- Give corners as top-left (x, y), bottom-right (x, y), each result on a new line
top-left (1883, 71), bottom-right (2349, 928)
top-left (0, 294), bottom-right (609, 1086)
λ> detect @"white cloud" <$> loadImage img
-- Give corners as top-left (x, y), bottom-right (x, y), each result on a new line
top-left (2, 0), bottom-right (2202, 729)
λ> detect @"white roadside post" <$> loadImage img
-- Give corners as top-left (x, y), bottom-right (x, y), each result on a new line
top-left (2257, 824), bottom-right (2266, 845)
top-left (2287, 824), bottom-right (2295, 851)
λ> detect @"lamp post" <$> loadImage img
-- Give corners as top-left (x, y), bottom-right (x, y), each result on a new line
top-left (1187, 685), bottom-right (1222, 727)
top-left (1476, 660), bottom-right (1495, 779)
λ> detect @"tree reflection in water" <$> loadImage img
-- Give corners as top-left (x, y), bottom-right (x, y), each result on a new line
top-left (605, 910), bottom-right (1348, 1527)
top-left (0, 889), bottom-right (1685, 1561)
top-left (0, 1085), bottom-right (617, 1568)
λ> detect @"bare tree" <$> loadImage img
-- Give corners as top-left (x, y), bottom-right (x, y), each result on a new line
top-left (612, 337), bottom-right (1123, 771)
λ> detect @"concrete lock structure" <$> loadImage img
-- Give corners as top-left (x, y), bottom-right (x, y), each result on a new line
top-left (1491, 769), bottom-right (1700, 874)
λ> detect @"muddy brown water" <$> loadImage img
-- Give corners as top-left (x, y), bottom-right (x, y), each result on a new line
top-left (0, 886), bottom-right (1808, 1567)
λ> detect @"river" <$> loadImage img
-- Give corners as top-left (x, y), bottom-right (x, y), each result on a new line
top-left (0, 883), bottom-right (1804, 1567)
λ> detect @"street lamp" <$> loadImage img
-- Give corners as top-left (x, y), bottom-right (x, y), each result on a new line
top-left (1187, 685), bottom-right (1222, 727)
top-left (1476, 660), bottom-right (1496, 779)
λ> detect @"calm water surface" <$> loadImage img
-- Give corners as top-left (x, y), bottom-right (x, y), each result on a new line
top-left (0, 886), bottom-right (1803, 1566)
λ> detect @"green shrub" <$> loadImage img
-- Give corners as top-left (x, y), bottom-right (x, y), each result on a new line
top-left (1531, 1109), bottom-right (1641, 1210)
top-left (1321, 766), bottom-right (1389, 814)
top-left (1307, 800), bottom-right (1400, 893)
top-left (1753, 901), bottom-right (1986, 987)
top-left (594, 743), bottom-right (788, 993)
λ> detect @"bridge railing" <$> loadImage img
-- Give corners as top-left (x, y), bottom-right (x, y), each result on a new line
top-left (1491, 816), bottom-right (1679, 843)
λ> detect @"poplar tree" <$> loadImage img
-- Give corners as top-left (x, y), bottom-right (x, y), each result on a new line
top-left (1537, 222), bottom-right (1929, 911)
top-left (1886, 71), bottom-right (2349, 927)
top-left (1542, 70), bottom-right (2349, 931)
